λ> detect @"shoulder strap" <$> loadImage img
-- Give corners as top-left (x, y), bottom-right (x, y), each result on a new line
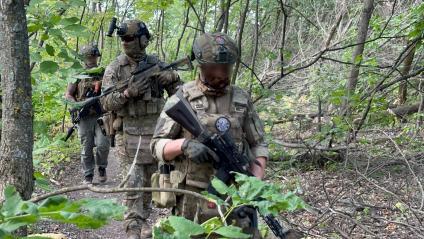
top-left (231, 86), bottom-right (249, 106)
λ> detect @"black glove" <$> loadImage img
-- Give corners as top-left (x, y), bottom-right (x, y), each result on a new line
top-left (126, 75), bottom-right (150, 98)
top-left (181, 139), bottom-right (218, 164)
top-left (235, 205), bottom-right (257, 218)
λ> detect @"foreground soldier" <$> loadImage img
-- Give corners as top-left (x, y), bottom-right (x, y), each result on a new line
top-left (65, 44), bottom-right (110, 184)
top-left (101, 20), bottom-right (181, 239)
top-left (150, 33), bottom-right (268, 238)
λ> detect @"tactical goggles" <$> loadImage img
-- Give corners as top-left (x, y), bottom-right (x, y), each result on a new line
top-left (120, 35), bottom-right (137, 42)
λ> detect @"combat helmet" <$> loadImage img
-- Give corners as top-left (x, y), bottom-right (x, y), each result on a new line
top-left (192, 33), bottom-right (238, 64)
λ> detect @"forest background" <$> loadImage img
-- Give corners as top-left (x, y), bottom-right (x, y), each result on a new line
top-left (0, 0), bottom-right (423, 238)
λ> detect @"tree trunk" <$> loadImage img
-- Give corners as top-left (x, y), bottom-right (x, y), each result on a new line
top-left (231, 0), bottom-right (250, 84)
top-left (175, 7), bottom-right (190, 60)
top-left (248, 0), bottom-right (259, 94)
top-left (215, 0), bottom-right (225, 32)
top-left (0, 0), bottom-right (34, 201)
top-left (223, 0), bottom-right (231, 34)
top-left (398, 41), bottom-right (416, 105)
top-left (343, 0), bottom-right (374, 115)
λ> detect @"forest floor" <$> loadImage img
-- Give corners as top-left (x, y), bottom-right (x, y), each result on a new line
top-left (31, 148), bottom-right (169, 239)
top-left (270, 128), bottom-right (424, 239)
top-left (30, 129), bottom-right (424, 239)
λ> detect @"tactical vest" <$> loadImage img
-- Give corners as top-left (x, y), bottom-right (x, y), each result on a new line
top-left (75, 76), bottom-right (101, 102)
top-left (174, 81), bottom-right (252, 190)
top-left (115, 54), bottom-right (166, 164)
top-left (117, 55), bottom-right (165, 129)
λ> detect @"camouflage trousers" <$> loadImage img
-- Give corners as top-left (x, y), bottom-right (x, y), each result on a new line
top-left (115, 133), bottom-right (157, 231)
top-left (174, 185), bottom-right (262, 239)
top-left (78, 115), bottom-right (110, 177)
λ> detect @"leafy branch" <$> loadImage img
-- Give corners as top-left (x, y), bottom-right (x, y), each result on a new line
top-left (153, 173), bottom-right (306, 239)
top-left (0, 186), bottom-right (126, 238)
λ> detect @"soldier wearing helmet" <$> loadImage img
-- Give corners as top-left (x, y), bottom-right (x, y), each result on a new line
top-left (64, 43), bottom-right (110, 185)
top-left (101, 19), bottom-right (181, 239)
top-left (150, 33), bottom-right (268, 238)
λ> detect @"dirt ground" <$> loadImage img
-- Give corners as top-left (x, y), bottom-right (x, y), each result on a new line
top-left (31, 129), bottom-right (424, 239)
top-left (32, 148), bottom-right (169, 239)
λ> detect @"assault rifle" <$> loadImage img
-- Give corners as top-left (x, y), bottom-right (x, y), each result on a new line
top-left (165, 91), bottom-right (289, 239)
top-left (71, 55), bottom-right (193, 109)
top-left (64, 90), bottom-right (102, 141)
top-left (64, 67), bottom-right (104, 141)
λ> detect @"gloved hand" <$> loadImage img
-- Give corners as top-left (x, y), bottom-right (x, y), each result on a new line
top-left (181, 139), bottom-right (219, 164)
top-left (125, 75), bottom-right (150, 98)
top-left (234, 205), bottom-right (257, 218)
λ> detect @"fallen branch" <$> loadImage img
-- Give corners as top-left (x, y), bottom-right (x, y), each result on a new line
top-left (273, 139), bottom-right (353, 151)
top-left (273, 113), bottom-right (324, 124)
top-left (30, 185), bottom-right (209, 203)
top-left (387, 102), bottom-right (421, 118)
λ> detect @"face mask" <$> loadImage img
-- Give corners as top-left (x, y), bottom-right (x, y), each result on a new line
top-left (122, 35), bottom-right (148, 61)
top-left (84, 56), bottom-right (98, 68)
top-left (199, 64), bottom-right (233, 93)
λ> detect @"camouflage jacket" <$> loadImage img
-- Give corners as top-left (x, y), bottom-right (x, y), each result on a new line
top-left (100, 54), bottom-right (181, 134)
top-left (150, 79), bottom-right (268, 189)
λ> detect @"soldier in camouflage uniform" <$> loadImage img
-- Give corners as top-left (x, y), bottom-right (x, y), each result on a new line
top-left (150, 33), bottom-right (268, 238)
top-left (101, 20), bottom-right (181, 239)
top-left (65, 44), bottom-right (110, 185)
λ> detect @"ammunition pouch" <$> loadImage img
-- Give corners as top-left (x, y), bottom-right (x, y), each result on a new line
top-left (152, 164), bottom-right (184, 208)
top-left (112, 116), bottom-right (123, 131)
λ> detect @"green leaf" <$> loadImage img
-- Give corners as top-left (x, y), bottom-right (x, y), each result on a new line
top-left (211, 177), bottom-right (229, 195)
top-left (71, 61), bottom-right (83, 70)
top-left (49, 15), bottom-right (62, 25)
top-left (1, 186), bottom-right (24, 217)
top-left (49, 29), bottom-right (66, 44)
top-left (30, 51), bottom-right (42, 63)
top-left (38, 196), bottom-right (69, 213)
top-left (201, 217), bottom-right (223, 234)
top-left (27, 23), bottom-right (42, 33)
top-left (60, 17), bottom-right (80, 26)
top-left (354, 54), bottom-right (363, 64)
top-left (45, 44), bottom-right (55, 56)
top-left (40, 61), bottom-right (59, 74)
top-left (0, 228), bottom-right (13, 239)
top-left (83, 66), bottom-right (105, 76)
top-left (79, 198), bottom-right (126, 221)
top-left (41, 33), bottom-right (49, 41)
top-left (69, 0), bottom-right (86, 7)
top-left (1, 214), bottom-right (38, 232)
top-left (64, 24), bottom-right (88, 37)
top-left (34, 172), bottom-right (51, 191)
top-left (168, 216), bottom-right (204, 236)
top-left (214, 225), bottom-right (251, 238)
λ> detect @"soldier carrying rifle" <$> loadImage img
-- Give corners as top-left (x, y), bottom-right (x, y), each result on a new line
top-left (64, 44), bottom-right (110, 185)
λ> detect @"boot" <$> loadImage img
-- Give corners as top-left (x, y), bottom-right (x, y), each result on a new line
top-left (83, 174), bottom-right (93, 185)
top-left (98, 167), bottom-right (107, 183)
top-left (126, 229), bottom-right (141, 239)
top-left (126, 220), bottom-right (141, 239)
top-left (140, 226), bottom-right (152, 239)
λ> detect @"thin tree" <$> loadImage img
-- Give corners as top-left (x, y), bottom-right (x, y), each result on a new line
top-left (231, 0), bottom-right (250, 84)
top-left (342, 0), bottom-right (374, 116)
top-left (0, 0), bottom-right (34, 201)
top-left (398, 41), bottom-right (416, 105)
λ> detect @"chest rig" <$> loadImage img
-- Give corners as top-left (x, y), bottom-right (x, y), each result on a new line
top-left (115, 54), bottom-right (166, 136)
top-left (173, 81), bottom-right (250, 191)
top-left (182, 81), bottom-right (249, 144)
top-left (75, 76), bottom-right (101, 102)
